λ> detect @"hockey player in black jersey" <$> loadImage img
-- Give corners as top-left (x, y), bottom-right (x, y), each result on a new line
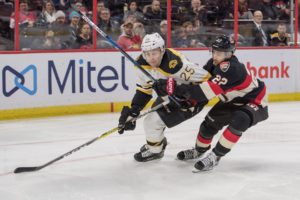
top-left (118, 33), bottom-right (211, 162)
top-left (154, 35), bottom-right (269, 171)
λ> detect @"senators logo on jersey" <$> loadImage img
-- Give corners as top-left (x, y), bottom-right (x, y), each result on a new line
top-left (220, 61), bottom-right (230, 72)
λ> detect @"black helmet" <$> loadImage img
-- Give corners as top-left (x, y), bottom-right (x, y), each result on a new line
top-left (211, 35), bottom-right (235, 53)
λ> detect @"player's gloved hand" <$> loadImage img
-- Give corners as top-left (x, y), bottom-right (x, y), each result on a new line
top-left (118, 106), bottom-right (140, 134)
top-left (152, 79), bottom-right (167, 96)
top-left (152, 78), bottom-right (177, 97)
top-left (153, 78), bottom-right (191, 99)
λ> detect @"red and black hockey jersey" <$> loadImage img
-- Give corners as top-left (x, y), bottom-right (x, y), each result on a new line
top-left (191, 56), bottom-right (268, 107)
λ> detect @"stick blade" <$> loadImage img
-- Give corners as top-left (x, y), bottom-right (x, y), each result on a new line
top-left (14, 167), bottom-right (40, 174)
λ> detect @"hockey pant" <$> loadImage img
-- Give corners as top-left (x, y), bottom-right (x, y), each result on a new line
top-left (196, 101), bottom-right (269, 155)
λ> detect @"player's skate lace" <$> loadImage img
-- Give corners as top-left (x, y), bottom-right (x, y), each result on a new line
top-left (177, 148), bottom-right (203, 160)
top-left (194, 151), bottom-right (220, 171)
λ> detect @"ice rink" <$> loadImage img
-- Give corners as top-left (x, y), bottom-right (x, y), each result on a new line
top-left (1, 101), bottom-right (300, 200)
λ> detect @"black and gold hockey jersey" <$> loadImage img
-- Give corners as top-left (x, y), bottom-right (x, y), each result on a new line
top-left (131, 48), bottom-right (211, 110)
top-left (135, 48), bottom-right (211, 95)
top-left (270, 32), bottom-right (290, 46)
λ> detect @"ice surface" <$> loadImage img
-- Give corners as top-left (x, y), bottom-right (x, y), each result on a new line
top-left (1, 102), bottom-right (300, 200)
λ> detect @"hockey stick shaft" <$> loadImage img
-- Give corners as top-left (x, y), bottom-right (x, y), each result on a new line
top-left (80, 14), bottom-right (154, 81)
top-left (14, 102), bottom-right (167, 174)
top-left (79, 13), bottom-right (180, 107)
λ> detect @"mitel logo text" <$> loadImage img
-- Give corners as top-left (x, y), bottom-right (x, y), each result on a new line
top-left (247, 61), bottom-right (290, 79)
top-left (2, 65), bottom-right (38, 97)
top-left (48, 57), bottom-right (129, 94)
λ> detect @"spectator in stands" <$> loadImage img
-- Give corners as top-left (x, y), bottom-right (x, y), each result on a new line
top-left (72, 1), bottom-right (91, 17)
top-left (158, 20), bottom-right (167, 44)
top-left (117, 20), bottom-right (142, 50)
top-left (36, 0), bottom-right (57, 27)
top-left (182, 0), bottom-right (206, 25)
top-left (10, 1), bottom-right (34, 31)
top-left (10, 0), bottom-right (36, 29)
top-left (74, 23), bottom-right (92, 49)
top-left (97, 1), bottom-right (106, 13)
top-left (105, 1), bottom-right (125, 23)
top-left (0, 19), bottom-right (14, 50)
top-left (173, 26), bottom-right (190, 48)
top-left (68, 10), bottom-right (81, 45)
top-left (270, 23), bottom-right (290, 46)
top-left (55, 0), bottom-right (71, 10)
top-left (229, 0), bottom-right (253, 19)
top-left (273, 0), bottom-right (291, 20)
top-left (51, 10), bottom-right (73, 49)
top-left (259, 0), bottom-right (280, 20)
top-left (97, 8), bottom-right (120, 40)
top-left (133, 22), bottom-right (146, 40)
top-left (124, 0), bottom-right (145, 23)
top-left (143, 0), bottom-right (166, 32)
top-left (204, 0), bottom-right (232, 25)
top-left (248, 10), bottom-right (269, 46)
top-left (182, 21), bottom-right (197, 41)
top-left (248, 0), bottom-right (262, 11)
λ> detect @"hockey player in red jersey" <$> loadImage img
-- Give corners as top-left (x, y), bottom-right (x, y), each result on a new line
top-left (154, 35), bottom-right (269, 171)
top-left (117, 33), bottom-right (211, 162)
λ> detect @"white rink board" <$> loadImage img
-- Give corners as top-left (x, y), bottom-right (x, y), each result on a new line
top-left (0, 49), bottom-right (299, 110)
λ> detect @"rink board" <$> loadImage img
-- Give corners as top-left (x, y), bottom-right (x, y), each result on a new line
top-left (0, 49), bottom-right (300, 119)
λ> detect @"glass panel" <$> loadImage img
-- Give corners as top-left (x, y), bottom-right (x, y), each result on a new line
top-left (96, 0), bottom-right (167, 49)
top-left (18, 0), bottom-right (93, 50)
top-left (0, 0), bottom-right (14, 50)
top-left (171, 0), bottom-right (234, 48)
top-left (238, 0), bottom-right (293, 47)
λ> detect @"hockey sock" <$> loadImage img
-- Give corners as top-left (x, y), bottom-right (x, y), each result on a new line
top-left (196, 132), bottom-right (213, 152)
top-left (213, 127), bottom-right (241, 156)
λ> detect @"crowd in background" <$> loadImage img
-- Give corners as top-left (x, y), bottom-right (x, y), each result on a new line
top-left (0, 0), bottom-right (298, 51)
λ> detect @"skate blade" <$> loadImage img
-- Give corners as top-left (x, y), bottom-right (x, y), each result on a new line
top-left (192, 167), bottom-right (212, 173)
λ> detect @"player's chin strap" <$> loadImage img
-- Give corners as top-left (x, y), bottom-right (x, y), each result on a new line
top-left (14, 100), bottom-right (170, 174)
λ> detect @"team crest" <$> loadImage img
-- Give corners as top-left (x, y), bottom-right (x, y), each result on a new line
top-left (220, 61), bottom-right (230, 72)
top-left (169, 60), bottom-right (178, 69)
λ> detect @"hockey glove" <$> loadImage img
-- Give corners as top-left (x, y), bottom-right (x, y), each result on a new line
top-left (118, 106), bottom-right (140, 134)
top-left (153, 78), bottom-right (176, 97)
top-left (153, 78), bottom-right (191, 99)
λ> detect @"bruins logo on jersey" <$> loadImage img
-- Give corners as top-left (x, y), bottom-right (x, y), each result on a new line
top-left (220, 61), bottom-right (230, 72)
top-left (169, 60), bottom-right (178, 69)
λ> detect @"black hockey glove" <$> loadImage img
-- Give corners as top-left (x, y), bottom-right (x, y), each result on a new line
top-left (153, 78), bottom-right (191, 99)
top-left (118, 106), bottom-right (140, 134)
top-left (152, 79), bottom-right (169, 96)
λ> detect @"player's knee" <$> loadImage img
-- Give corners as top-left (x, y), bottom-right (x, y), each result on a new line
top-left (229, 110), bottom-right (251, 133)
top-left (199, 120), bottom-right (219, 138)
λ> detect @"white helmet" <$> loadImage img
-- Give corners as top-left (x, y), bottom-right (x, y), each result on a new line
top-left (141, 33), bottom-right (165, 53)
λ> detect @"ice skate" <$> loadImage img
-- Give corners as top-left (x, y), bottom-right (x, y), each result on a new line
top-left (134, 137), bottom-right (167, 162)
top-left (193, 151), bottom-right (221, 172)
top-left (177, 146), bottom-right (205, 161)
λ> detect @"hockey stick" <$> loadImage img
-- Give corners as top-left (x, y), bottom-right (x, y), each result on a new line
top-left (14, 101), bottom-right (168, 174)
top-left (79, 12), bottom-right (180, 107)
